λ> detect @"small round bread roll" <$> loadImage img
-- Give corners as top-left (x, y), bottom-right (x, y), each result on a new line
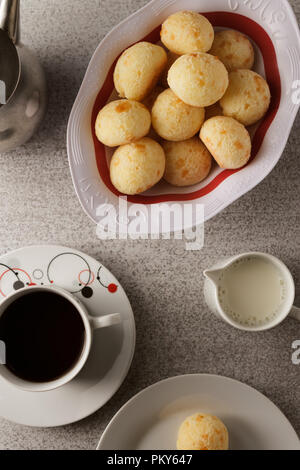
top-left (177, 414), bottom-right (229, 451)
top-left (200, 116), bottom-right (251, 169)
top-left (220, 69), bottom-right (271, 126)
top-left (168, 53), bottom-right (229, 107)
top-left (95, 100), bottom-right (151, 147)
top-left (161, 11), bottom-right (214, 55)
top-left (110, 137), bottom-right (165, 195)
top-left (152, 89), bottom-right (205, 141)
top-left (210, 30), bottom-right (255, 72)
top-left (161, 51), bottom-right (179, 88)
top-left (163, 138), bottom-right (212, 186)
top-left (114, 42), bottom-right (167, 102)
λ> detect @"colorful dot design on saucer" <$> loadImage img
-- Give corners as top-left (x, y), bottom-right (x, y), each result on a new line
top-left (97, 266), bottom-right (118, 294)
top-left (0, 253), bottom-right (118, 298)
top-left (0, 263), bottom-right (37, 297)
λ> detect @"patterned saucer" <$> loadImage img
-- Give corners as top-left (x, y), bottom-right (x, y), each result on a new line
top-left (0, 245), bottom-right (135, 427)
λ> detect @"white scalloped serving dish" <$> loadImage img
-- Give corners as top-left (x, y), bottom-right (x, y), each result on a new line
top-left (67, 0), bottom-right (300, 231)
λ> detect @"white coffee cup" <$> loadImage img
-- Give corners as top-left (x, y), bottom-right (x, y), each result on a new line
top-left (0, 285), bottom-right (122, 392)
top-left (204, 252), bottom-right (300, 332)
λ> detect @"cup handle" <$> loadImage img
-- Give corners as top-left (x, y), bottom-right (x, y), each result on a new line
top-left (290, 306), bottom-right (300, 321)
top-left (90, 313), bottom-right (122, 330)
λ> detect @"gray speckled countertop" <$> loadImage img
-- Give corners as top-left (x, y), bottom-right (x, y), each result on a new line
top-left (0, 0), bottom-right (299, 450)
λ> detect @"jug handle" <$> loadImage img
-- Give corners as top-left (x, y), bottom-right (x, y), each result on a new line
top-left (0, 0), bottom-right (19, 44)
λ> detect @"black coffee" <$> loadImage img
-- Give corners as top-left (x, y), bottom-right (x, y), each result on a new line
top-left (0, 291), bottom-right (85, 383)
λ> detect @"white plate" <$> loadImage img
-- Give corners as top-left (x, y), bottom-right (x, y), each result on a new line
top-left (0, 245), bottom-right (135, 427)
top-left (97, 374), bottom-right (300, 450)
top-left (67, 0), bottom-right (300, 232)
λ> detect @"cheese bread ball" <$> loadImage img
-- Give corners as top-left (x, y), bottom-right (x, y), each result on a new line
top-left (95, 100), bottom-right (151, 147)
top-left (220, 69), bottom-right (271, 126)
top-left (152, 89), bottom-right (205, 141)
top-left (114, 42), bottom-right (167, 102)
top-left (168, 53), bottom-right (229, 107)
top-left (110, 137), bottom-right (165, 195)
top-left (200, 116), bottom-right (251, 169)
top-left (205, 102), bottom-right (223, 120)
top-left (161, 11), bottom-right (214, 55)
top-left (163, 137), bottom-right (212, 186)
top-left (210, 30), bottom-right (255, 72)
top-left (161, 51), bottom-right (179, 88)
top-left (177, 414), bottom-right (229, 451)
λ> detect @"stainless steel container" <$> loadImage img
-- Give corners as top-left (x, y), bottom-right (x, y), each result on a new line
top-left (0, 0), bottom-right (47, 152)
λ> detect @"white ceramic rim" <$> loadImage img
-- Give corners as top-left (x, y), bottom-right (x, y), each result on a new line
top-left (0, 285), bottom-right (92, 392)
top-left (214, 252), bottom-right (295, 332)
top-left (97, 373), bottom-right (300, 450)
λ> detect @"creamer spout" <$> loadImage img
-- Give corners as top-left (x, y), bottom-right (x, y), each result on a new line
top-left (203, 269), bottom-right (222, 286)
